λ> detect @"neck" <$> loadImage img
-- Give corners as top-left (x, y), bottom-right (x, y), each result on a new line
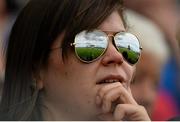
top-left (41, 102), bottom-right (72, 120)
top-left (39, 91), bottom-right (99, 120)
top-left (40, 93), bottom-right (82, 120)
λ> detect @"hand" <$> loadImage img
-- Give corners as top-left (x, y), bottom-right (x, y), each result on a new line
top-left (96, 82), bottom-right (151, 121)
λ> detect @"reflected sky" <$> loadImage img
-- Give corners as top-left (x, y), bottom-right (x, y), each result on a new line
top-left (75, 31), bottom-right (108, 48)
top-left (115, 33), bottom-right (140, 53)
top-left (75, 31), bottom-right (140, 52)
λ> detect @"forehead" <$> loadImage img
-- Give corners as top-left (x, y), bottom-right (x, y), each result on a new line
top-left (51, 11), bottom-right (125, 49)
top-left (97, 11), bottom-right (125, 32)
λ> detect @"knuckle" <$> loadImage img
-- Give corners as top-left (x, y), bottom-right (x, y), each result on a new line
top-left (116, 104), bottom-right (123, 110)
top-left (138, 105), bottom-right (146, 111)
top-left (103, 92), bottom-right (111, 102)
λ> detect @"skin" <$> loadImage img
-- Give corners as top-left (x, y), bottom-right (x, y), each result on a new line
top-left (39, 10), bottom-right (150, 121)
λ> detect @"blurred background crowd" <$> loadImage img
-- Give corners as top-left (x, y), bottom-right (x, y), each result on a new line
top-left (0, 0), bottom-right (180, 120)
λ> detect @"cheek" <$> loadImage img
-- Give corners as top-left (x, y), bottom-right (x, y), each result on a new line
top-left (42, 52), bottom-right (95, 98)
top-left (124, 65), bottom-right (136, 85)
top-left (45, 50), bottom-right (96, 86)
top-left (131, 66), bottom-right (136, 79)
top-left (63, 52), bottom-right (100, 79)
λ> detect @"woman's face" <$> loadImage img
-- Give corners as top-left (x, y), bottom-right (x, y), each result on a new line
top-left (40, 10), bottom-right (135, 120)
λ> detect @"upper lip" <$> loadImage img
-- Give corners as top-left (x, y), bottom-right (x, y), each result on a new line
top-left (96, 74), bottom-right (125, 84)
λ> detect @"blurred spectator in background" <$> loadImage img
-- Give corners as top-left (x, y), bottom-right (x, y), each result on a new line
top-left (125, 0), bottom-right (180, 120)
top-left (0, 0), bottom-right (24, 97)
top-left (0, 0), bottom-right (19, 48)
top-left (131, 52), bottom-right (165, 118)
top-left (166, 17), bottom-right (180, 121)
top-left (153, 21), bottom-right (180, 121)
top-left (153, 23), bottom-right (180, 120)
top-left (0, 0), bottom-right (16, 95)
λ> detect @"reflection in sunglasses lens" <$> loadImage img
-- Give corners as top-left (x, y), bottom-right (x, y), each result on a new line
top-left (76, 46), bottom-right (104, 62)
top-left (74, 30), bottom-right (141, 64)
top-left (118, 47), bottom-right (139, 65)
top-left (115, 32), bottom-right (140, 65)
top-left (75, 30), bottom-right (108, 62)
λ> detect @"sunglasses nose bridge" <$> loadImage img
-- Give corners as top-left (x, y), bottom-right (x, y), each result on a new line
top-left (107, 34), bottom-right (118, 50)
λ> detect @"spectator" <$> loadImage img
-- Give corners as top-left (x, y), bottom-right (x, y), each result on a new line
top-left (0, 0), bottom-right (150, 120)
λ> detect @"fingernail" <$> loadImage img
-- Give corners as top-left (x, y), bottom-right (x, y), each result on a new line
top-left (96, 95), bottom-right (101, 105)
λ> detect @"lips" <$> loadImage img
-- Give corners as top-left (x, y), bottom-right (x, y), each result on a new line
top-left (96, 75), bottom-right (124, 85)
top-left (97, 79), bottom-right (120, 84)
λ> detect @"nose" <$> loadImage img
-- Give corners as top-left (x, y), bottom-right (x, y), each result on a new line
top-left (101, 41), bottom-right (124, 66)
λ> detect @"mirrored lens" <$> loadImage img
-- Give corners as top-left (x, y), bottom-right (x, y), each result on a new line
top-left (74, 30), bottom-right (108, 62)
top-left (114, 32), bottom-right (141, 64)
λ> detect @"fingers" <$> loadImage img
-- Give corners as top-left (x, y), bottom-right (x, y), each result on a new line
top-left (96, 82), bottom-right (137, 113)
top-left (96, 82), bottom-right (121, 105)
top-left (114, 104), bottom-right (151, 121)
top-left (96, 82), bottom-right (150, 121)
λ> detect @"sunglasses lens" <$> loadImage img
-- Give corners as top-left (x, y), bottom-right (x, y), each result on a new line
top-left (114, 32), bottom-right (141, 65)
top-left (74, 30), bottom-right (108, 62)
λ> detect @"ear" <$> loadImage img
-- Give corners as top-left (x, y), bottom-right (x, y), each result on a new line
top-left (33, 70), bottom-right (44, 90)
top-left (36, 79), bottom-right (44, 90)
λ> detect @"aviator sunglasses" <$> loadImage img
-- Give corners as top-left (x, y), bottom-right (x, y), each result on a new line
top-left (70, 30), bottom-right (142, 65)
